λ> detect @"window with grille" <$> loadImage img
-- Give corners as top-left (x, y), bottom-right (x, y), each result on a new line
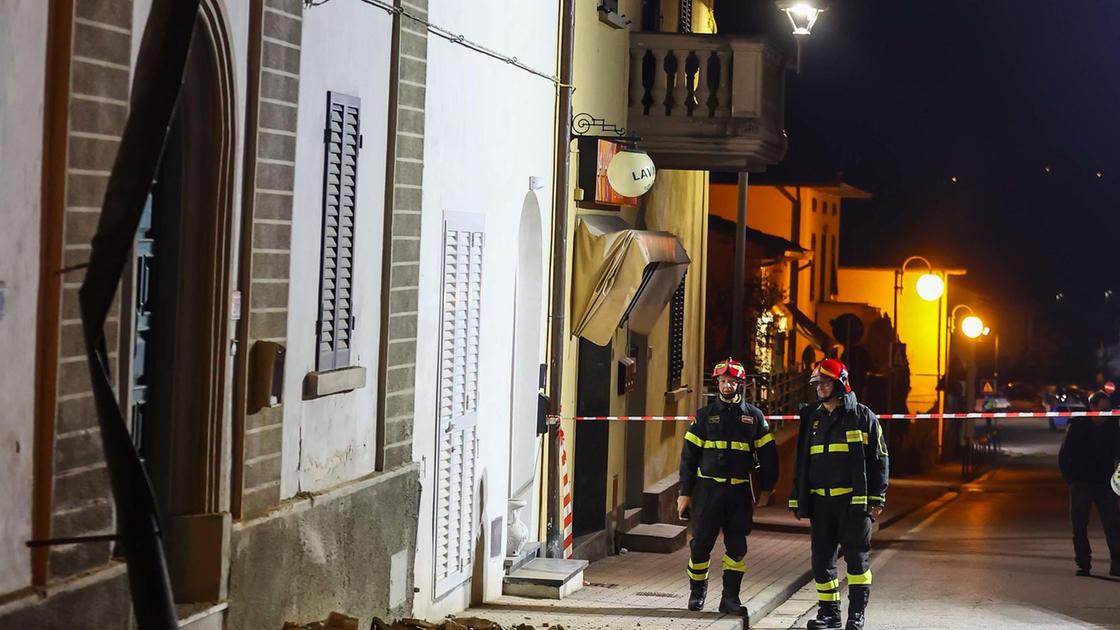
top-left (668, 273), bottom-right (686, 389)
top-left (316, 91), bottom-right (361, 371)
top-left (433, 212), bottom-right (484, 597)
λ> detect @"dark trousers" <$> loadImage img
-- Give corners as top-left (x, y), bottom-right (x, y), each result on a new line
top-left (1070, 482), bottom-right (1120, 572)
top-left (809, 496), bottom-right (873, 612)
top-left (687, 479), bottom-right (753, 583)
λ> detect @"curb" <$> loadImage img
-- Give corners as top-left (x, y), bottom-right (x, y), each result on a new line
top-left (744, 567), bottom-right (815, 627)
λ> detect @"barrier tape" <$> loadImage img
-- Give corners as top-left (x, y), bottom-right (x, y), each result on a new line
top-left (546, 411), bottom-right (1120, 423)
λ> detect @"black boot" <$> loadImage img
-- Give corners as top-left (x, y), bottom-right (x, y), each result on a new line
top-left (807, 602), bottom-right (842, 630)
top-left (688, 579), bottom-right (707, 611)
top-left (845, 586), bottom-right (870, 630)
top-left (718, 569), bottom-right (749, 622)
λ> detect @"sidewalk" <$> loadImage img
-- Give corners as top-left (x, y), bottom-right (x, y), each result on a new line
top-left (460, 463), bottom-right (961, 629)
top-left (464, 530), bottom-right (811, 630)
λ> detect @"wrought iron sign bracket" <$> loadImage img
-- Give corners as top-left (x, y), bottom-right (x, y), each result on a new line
top-left (570, 112), bottom-right (641, 146)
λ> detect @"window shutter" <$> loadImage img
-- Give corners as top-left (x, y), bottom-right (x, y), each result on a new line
top-left (668, 272), bottom-right (686, 389)
top-left (434, 213), bottom-right (484, 597)
top-left (317, 91), bottom-right (361, 371)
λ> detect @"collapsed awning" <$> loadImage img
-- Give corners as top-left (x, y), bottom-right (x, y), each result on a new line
top-left (572, 216), bottom-right (691, 346)
top-left (783, 302), bottom-right (835, 351)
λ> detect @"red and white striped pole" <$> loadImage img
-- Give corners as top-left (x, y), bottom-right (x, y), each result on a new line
top-left (558, 426), bottom-right (574, 559)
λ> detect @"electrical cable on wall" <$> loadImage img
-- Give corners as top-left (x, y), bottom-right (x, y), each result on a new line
top-left (305, 0), bottom-right (573, 90)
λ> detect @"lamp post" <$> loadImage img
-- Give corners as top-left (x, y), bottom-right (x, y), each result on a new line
top-left (888, 256), bottom-right (944, 414)
top-left (776, 2), bottom-right (827, 73)
top-left (943, 305), bottom-right (984, 459)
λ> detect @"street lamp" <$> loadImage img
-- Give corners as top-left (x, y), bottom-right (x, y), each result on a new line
top-left (776, 1), bottom-right (827, 73)
top-left (961, 315), bottom-right (985, 339)
top-left (777, 1), bottom-right (826, 35)
top-left (938, 304), bottom-right (985, 460)
top-left (888, 256), bottom-right (944, 413)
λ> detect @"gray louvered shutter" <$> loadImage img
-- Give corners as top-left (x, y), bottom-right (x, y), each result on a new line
top-left (433, 212), bottom-right (484, 597)
top-left (317, 92), bottom-right (360, 371)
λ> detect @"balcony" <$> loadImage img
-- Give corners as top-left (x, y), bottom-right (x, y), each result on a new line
top-left (628, 32), bottom-right (789, 171)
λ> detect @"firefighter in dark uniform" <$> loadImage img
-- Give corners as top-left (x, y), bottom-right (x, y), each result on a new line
top-left (677, 357), bottom-right (779, 621)
top-left (789, 359), bottom-right (889, 630)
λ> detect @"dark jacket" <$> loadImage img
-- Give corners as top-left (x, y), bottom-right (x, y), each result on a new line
top-left (1059, 417), bottom-right (1120, 484)
top-left (788, 391), bottom-right (889, 519)
top-left (679, 396), bottom-right (779, 496)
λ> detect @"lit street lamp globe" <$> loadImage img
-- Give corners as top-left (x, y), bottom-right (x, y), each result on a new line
top-left (915, 273), bottom-right (945, 302)
top-left (961, 315), bottom-right (984, 339)
top-left (777, 1), bottom-right (825, 35)
top-left (607, 149), bottom-right (656, 197)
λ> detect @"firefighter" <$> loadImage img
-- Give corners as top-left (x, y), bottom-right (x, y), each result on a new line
top-left (789, 359), bottom-right (889, 630)
top-left (677, 357), bottom-right (779, 620)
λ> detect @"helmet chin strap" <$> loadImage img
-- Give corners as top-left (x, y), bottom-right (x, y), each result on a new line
top-left (719, 382), bottom-right (743, 403)
top-left (816, 382), bottom-right (844, 404)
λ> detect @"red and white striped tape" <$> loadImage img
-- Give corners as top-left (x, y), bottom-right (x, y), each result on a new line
top-left (558, 426), bottom-right (573, 559)
top-left (548, 411), bottom-right (1120, 423)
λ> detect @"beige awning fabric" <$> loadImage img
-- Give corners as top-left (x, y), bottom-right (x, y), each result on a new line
top-left (571, 216), bottom-right (691, 346)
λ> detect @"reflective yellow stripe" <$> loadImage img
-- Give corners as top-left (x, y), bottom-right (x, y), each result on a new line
top-left (684, 431), bottom-right (703, 447)
top-left (697, 469), bottom-right (750, 485)
top-left (687, 570), bottom-right (708, 581)
top-left (848, 570), bottom-right (873, 585)
top-left (851, 495), bottom-right (868, 505)
top-left (788, 499), bottom-right (799, 508)
top-left (828, 443), bottom-right (850, 453)
top-left (730, 441), bottom-right (752, 451)
top-left (754, 433), bottom-right (774, 448)
top-left (816, 579), bottom-right (839, 591)
top-left (818, 591), bottom-right (841, 602)
top-left (703, 440), bottom-right (729, 449)
top-left (809, 445), bottom-right (825, 455)
top-left (722, 555), bottom-right (746, 572)
top-left (868, 495), bottom-right (885, 505)
top-left (689, 559), bottom-right (710, 570)
top-left (811, 487), bottom-right (854, 497)
top-left (846, 430), bottom-right (868, 444)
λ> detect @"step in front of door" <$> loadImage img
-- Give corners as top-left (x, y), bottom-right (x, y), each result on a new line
top-left (619, 523), bottom-right (687, 554)
top-left (502, 558), bottom-right (589, 599)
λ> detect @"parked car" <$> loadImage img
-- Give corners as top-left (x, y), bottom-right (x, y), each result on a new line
top-left (980, 392), bottom-right (1012, 411)
top-left (1044, 386), bottom-right (1089, 431)
top-left (1005, 382), bottom-right (1043, 413)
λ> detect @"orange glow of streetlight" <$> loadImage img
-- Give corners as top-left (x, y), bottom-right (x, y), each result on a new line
top-left (916, 273), bottom-right (945, 302)
top-left (962, 315), bottom-right (985, 339)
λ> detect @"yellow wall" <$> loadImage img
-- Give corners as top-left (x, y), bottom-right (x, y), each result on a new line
top-left (642, 169), bottom-right (709, 487)
top-left (835, 268), bottom-right (953, 413)
top-left (556, 1), bottom-right (716, 527)
top-left (553, 2), bottom-right (712, 524)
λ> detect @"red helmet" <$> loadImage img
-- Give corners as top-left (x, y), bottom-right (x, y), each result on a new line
top-left (810, 359), bottom-right (852, 394)
top-left (712, 357), bottom-right (747, 381)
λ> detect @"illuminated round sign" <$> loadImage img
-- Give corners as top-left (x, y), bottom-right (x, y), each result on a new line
top-left (607, 149), bottom-right (656, 197)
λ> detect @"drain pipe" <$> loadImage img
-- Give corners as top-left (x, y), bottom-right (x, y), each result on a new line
top-left (545, 0), bottom-right (576, 559)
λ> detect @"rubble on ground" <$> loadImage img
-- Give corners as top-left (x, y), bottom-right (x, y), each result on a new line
top-left (370, 616), bottom-right (562, 630)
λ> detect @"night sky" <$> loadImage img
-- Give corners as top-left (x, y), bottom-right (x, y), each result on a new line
top-left (719, 0), bottom-right (1120, 381)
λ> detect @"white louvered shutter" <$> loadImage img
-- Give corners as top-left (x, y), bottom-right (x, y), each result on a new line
top-left (317, 91), bottom-right (360, 371)
top-left (433, 213), bottom-right (484, 597)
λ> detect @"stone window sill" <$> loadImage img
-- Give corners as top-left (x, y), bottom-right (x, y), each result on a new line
top-left (303, 365), bottom-right (367, 400)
